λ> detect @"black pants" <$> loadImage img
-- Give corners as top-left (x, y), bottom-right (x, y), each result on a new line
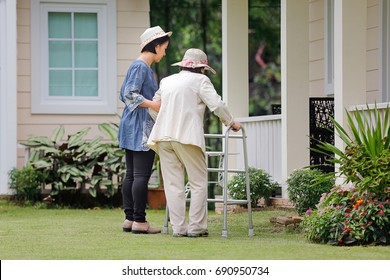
top-left (122, 149), bottom-right (155, 222)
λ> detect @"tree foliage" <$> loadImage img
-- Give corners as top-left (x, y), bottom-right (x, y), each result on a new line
top-left (150, 0), bottom-right (281, 119)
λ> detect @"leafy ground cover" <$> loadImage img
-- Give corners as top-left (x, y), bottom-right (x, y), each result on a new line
top-left (0, 200), bottom-right (389, 260)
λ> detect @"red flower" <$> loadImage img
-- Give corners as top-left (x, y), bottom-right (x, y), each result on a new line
top-left (379, 210), bottom-right (385, 216)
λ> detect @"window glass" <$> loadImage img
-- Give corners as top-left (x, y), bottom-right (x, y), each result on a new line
top-left (75, 70), bottom-right (98, 97)
top-left (49, 70), bottom-right (72, 96)
top-left (48, 12), bottom-right (71, 38)
top-left (48, 11), bottom-right (98, 97)
top-left (74, 13), bottom-right (97, 38)
top-left (49, 41), bottom-right (72, 68)
top-left (74, 41), bottom-right (98, 68)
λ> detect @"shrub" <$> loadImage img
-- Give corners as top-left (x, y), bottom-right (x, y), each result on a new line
top-left (22, 123), bottom-right (125, 206)
top-left (286, 168), bottom-right (334, 215)
top-left (304, 104), bottom-right (390, 245)
top-left (302, 187), bottom-right (390, 245)
top-left (8, 166), bottom-right (46, 202)
top-left (227, 167), bottom-right (279, 208)
top-left (312, 103), bottom-right (390, 199)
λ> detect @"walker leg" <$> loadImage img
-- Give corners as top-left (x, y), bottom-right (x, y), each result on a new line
top-left (163, 206), bottom-right (169, 234)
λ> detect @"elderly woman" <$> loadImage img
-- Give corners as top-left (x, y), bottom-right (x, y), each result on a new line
top-left (148, 48), bottom-right (241, 237)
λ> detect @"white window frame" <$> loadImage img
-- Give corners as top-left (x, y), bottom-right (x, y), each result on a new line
top-left (31, 0), bottom-right (117, 114)
top-left (380, 0), bottom-right (390, 102)
top-left (324, 0), bottom-right (334, 95)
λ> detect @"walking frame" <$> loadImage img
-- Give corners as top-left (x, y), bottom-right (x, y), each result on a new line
top-left (163, 126), bottom-right (254, 238)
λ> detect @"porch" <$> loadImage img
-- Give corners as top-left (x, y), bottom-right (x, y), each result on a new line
top-left (230, 101), bottom-right (389, 203)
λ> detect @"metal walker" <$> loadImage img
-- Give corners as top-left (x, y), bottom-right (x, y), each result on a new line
top-left (163, 126), bottom-right (254, 237)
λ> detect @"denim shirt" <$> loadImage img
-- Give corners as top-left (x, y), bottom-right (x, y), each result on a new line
top-left (118, 60), bottom-right (157, 151)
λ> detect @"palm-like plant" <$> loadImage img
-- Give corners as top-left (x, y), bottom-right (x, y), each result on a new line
top-left (311, 103), bottom-right (390, 199)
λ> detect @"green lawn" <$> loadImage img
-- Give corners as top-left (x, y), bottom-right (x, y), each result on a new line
top-left (1, 200), bottom-right (389, 260)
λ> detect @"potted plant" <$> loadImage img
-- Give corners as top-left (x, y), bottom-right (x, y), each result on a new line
top-left (147, 154), bottom-right (166, 210)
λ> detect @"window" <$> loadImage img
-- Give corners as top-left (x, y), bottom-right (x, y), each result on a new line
top-left (381, 0), bottom-right (390, 102)
top-left (31, 0), bottom-right (117, 114)
top-left (324, 0), bottom-right (334, 95)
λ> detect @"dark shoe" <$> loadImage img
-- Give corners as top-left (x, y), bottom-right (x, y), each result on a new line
top-left (122, 219), bottom-right (133, 232)
top-left (132, 221), bottom-right (161, 234)
top-left (172, 232), bottom-right (187, 237)
top-left (187, 230), bottom-right (209, 237)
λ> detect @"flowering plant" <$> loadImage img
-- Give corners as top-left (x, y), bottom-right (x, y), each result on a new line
top-left (303, 187), bottom-right (390, 245)
top-left (304, 104), bottom-right (390, 246)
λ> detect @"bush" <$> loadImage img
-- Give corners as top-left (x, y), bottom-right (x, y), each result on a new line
top-left (286, 168), bottom-right (334, 215)
top-left (303, 104), bottom-right (390, 245)
top-left (8, 166), bottom-right (46, 202)
top-left (312, 103), bottom-right (390, 199)
top-left (227, 167), bottom-right (279, 208)
top-left (22, 123), bottom-right (125, 207)
top-left (303, 187), bottom-right (390, 245)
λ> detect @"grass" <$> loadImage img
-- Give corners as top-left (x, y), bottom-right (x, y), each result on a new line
top-left (0, 200), bottom-right (389, 260)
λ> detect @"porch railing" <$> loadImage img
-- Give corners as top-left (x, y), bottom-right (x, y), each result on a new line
top-left (234, 115), bottom-right (282, 184)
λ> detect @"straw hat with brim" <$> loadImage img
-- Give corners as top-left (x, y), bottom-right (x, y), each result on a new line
top-left (140, 26), bottom-right (172, 50)
top-left (171, 48), bottom-right (216, 74)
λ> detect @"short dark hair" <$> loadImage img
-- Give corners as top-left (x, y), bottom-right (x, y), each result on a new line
top-left (179, 67), bottom-right (204, 74)
top-left (141, 35), bottom-right (171, 54)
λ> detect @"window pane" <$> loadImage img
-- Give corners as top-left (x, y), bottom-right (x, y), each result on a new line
top-left (74, 13), bottom-right (97, 39)
top-left (75, 70), bottom-right (98, 96)
top-left (48, 12), bottom-right (71, 38)
top-left (49, 70), bottom-right (72, 96)
top-left (49, 41), bottom-right (72, 68)
top-left (74, 41), bottom-right (98, 68)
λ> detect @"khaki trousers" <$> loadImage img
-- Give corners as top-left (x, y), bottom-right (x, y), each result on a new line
top-left (158, 141), bottom-right (208, 234)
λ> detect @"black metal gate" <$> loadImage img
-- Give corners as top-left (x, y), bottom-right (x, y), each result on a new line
top-left (309, 97), bottom-right (335, 173)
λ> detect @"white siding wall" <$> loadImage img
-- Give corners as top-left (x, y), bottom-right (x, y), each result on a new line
top-left (16, 0), bottom-right (150, 168)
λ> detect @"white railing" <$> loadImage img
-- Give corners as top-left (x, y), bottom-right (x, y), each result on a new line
top-left (349, 102), bottom-right (389, 121)
top-left (233, 115), bottom-right (282, 184)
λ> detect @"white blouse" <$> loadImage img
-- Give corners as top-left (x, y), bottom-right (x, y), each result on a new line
top-left (147, 70), bottom-right (234, 154)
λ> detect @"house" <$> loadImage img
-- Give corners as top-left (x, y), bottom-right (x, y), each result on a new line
top-left (0, 0), bottom-right (389, 203)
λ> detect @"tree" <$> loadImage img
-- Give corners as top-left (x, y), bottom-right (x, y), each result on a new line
top-left (150, 0), bottom-right (281, 117)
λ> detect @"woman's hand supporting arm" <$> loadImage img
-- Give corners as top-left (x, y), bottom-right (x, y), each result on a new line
top-left (140, 99), bottom-right (161, 112)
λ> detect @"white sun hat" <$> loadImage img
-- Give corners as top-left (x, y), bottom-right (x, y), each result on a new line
top-left (171, 48), bottom-right (216, 74)
top-left (140, 26), bottom-right (172, 50)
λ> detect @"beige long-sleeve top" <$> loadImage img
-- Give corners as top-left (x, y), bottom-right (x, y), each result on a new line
top-left (147, 70), bottom-right (234, 154)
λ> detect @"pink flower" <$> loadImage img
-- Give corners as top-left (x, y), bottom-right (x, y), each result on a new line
top-left (379, 204), bottom-right (384, 209)
top-left (305, 209), bottom-right (312, 215)
top-left (379, 210), bottom-right (385, 216)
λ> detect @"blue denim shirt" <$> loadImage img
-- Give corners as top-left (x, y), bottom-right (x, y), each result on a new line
top-left (118, 60), bottom-right (157, 151)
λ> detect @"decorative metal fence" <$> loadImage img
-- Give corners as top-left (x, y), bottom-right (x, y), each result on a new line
top-left (309, 97), bottom-right (335, 173)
